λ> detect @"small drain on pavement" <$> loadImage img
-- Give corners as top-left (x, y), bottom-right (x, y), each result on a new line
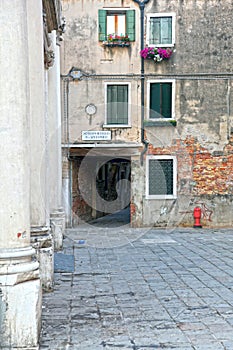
top-left (141, 238), bottom-right (176, 244)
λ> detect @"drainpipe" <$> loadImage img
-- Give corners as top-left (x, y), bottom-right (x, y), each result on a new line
top-left (133, 0), bottom-right (151, 165)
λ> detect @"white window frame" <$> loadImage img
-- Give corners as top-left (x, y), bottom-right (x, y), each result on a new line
top-left (147, 79), bottom-right (176, 120)
top-left (104, 82), bottom-right (131, 128)
top-left (146, 12), bottom-right (176, 47)
top-left (146, 155), bottom-right (177, 199)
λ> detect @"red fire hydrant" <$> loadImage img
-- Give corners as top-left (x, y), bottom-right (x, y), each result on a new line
top-left (193, 207), bottom-right (202, 228)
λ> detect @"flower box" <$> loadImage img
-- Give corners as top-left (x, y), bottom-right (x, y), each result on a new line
top-left (140, 47), bottom-right (173, 62)
top-left (103, 34), bottom-right (131, 48)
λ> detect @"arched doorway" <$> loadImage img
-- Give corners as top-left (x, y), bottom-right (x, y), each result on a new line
top-left (72, 156), bottom-right (131, 226)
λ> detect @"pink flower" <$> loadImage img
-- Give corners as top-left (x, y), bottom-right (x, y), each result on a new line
top-left (157, 48), bottom-right (173, 59)
top-left (140, 47), bottom-right (173, 62)
top-left (140, 47), bottom-right (149, 59)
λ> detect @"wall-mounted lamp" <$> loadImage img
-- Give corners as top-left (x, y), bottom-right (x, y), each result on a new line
top-left (61, 67), bottom-right (91, 80)
top-left (68, 67), bottom-right (83, 80)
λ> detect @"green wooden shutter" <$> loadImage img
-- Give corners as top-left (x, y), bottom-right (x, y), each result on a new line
top-left (150, 17), bottom-right (160, 45)
top-left (107, 85), bottom-right (128, 124)
top-left (107, 85), bottom-right (117, 124)
top-left (126, 10), bottom-right (135, 41)
top-left (118, 85), bottom-right (128, 124)
top-left (161, 83), bottom-right (172, 118)
top-left (150, 83), bottom-right (161, 118)
top-left (99, 10), bottom-right (107, 41)
top-left (161, 17), bottom-right (172, 44)
top-left (150, 83), bottom-right (172, 118)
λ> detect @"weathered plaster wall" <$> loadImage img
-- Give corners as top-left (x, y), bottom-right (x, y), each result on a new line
top-left (136, 0), bottom-right (233, 228)
top-left (61, 0), bottom-right (142, 146)
top-left (66, 80), bottom-right (141, 144)
top-left (61, 0), bottom-right (140, 74)
top-left (62, 0), bottom-right (233, 228)
top-left (143, 78), bottom-right (233, 151)
top-left (177, 79), bottom-right (233, 151)
top-left (61, 0), bottom-right (233, 147)
top-left (145, 0), bottom-right (233, 74)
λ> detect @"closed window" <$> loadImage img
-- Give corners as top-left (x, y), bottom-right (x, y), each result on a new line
top-left (99, 9), bottom-right (135, 41)
top-left (146, 156), bottom-right (177, 199)
top-left (105, 83), bottom-right (130, 126)
top-left (148, 80), bottom-right (175, 119)
top-left (147, 13), bottom-right (175, 47)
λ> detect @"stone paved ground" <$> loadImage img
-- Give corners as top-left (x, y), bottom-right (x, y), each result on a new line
top-left (39, 225), bottom-right (233, 350)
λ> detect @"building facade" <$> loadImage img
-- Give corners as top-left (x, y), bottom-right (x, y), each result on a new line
top-left (61, 0), bottom-right (233, 229)
top-left (0, 0), bottom-right (65, 348)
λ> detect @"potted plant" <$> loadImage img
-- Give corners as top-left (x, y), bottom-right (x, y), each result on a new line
top-left (140, 46), bottom-right (173, 62)
top-left (103, 34), bottom-right (130, 47)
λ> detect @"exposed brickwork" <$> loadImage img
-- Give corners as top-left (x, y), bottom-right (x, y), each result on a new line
top-left (72, 158), bottom-right (93, 223)
top-left (147, 137), bottom-right (193, 196)
top-left (147, 136), bottom-right (233, 196)
top-left (187, 136), bottom-right (233, 195)
top-left (130, 202), bottom-right (136, 220)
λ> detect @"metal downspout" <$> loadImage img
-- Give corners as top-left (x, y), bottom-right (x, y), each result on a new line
top-left (133, 0), bottom-right (151, 165)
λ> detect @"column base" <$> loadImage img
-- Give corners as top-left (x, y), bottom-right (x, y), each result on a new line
top-left (0, 247), bottom-right (41, 349)
top-left (50, 208), bottom-right (65, 250)
top-left (31, 226), bottom-right (54, 292)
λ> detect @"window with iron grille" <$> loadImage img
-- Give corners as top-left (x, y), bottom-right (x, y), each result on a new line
top-left (105, 84), bottom-right (130, 126)
top-left (146, 13), bottom-right (175, 47)
top-left (146, 156), bottom-right (177, 199)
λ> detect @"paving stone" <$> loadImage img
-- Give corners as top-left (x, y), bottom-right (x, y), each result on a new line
top-left (39, 227), bottom-right (233, 349)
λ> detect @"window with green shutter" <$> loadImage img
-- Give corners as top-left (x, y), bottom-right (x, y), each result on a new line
top-left (149, 82), bottom-right (172, 119)
top-left (147, 13), bottom-right (175, 47)
top-left (126, 10), bottom-right (135, 41)
top-left (146, 156), bottom-right (177, 198)
top-left (98, 9), bottom-right (135, 42)
top-left (106, 84), bottom-right (129, 125)
top-left (99, 10), bottom-right (107, 41)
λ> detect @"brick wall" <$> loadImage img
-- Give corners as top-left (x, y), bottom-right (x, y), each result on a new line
top-left (147, 135), bottom-right (233, 197)
top-left (131, 135), bottom-right (233, 228)
top-left (72, 157), bottom-right (93, 224)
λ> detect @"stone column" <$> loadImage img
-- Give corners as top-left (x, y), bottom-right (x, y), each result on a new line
top-left (27, 0), bottom-right (54, 292)
top-left (48, 31), bottom-right (65, 249)
top-left (0, 0), bottom-right (41, 347)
